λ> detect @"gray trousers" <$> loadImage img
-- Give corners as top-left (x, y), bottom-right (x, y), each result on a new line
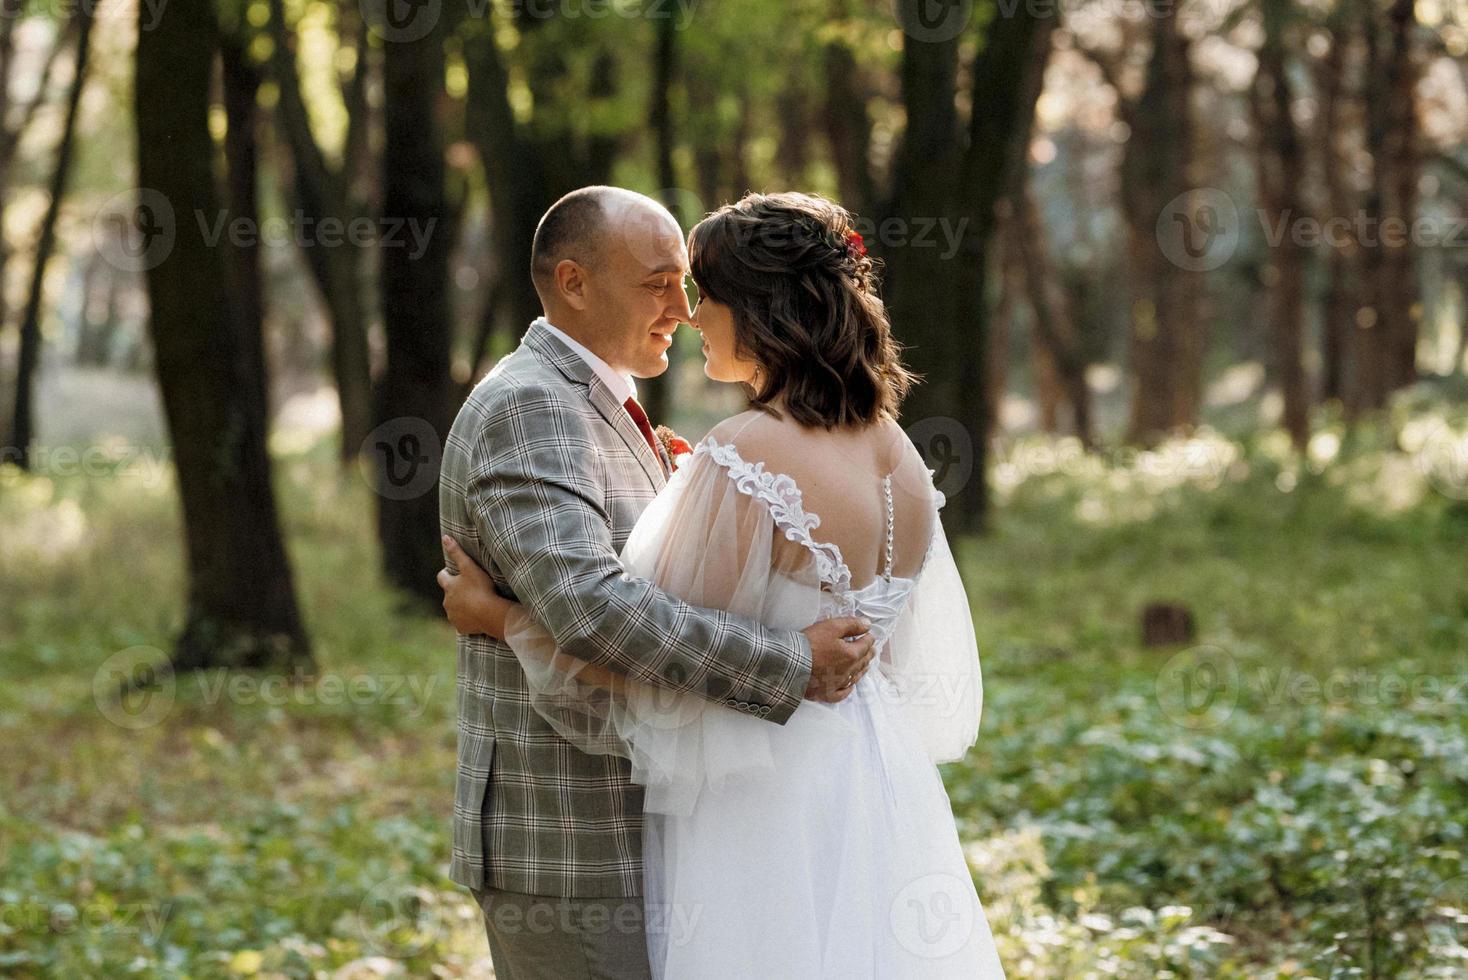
top-left (471, 887), bottom-right (654, 980)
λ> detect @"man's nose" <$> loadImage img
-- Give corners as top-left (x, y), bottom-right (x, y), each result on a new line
top-left (670, 284), bottom-right (694, 320)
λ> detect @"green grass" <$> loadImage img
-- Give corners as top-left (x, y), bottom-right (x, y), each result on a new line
top-left (2, 409), bottom-right (1467, 978)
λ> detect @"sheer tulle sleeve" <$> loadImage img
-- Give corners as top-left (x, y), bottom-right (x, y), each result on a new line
top-left (880, 503), bottom-right (984, 764)
top-left (503, 444), bottom-right (838, 815)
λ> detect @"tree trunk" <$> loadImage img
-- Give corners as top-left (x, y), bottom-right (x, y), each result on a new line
top-left (1008, 155), bottom-right (1095, 446)
top-left (0, 2), bottom-right (18, 442)
top-left (950, 5), bottom-right (1057, 527)
top-left (883, 0), bottom-right (1051, 530)
top-left (265, 0), bottom-right (372, 460)
top-left (1353, 2), bottom-right (1392, 413)
top-left (884, 12), bottom-right (961, 432)
top-left (1314, 27), bottom-right (1356, 405)
top-left (8, 5), bottom-right (95, 469)
top-left (375, 14), bottom-right (454, 605)
top-left (219, 34), bottom-right (270, 435)
top-left (1122, 0), bottom-right (1203, 444)
top-left (641, 11), bottom-right (680, 426)
top-left (74, 255), bottom-right (110, 366)
top-left (822, 0), bottom-right (876, 215)
top-left (1253, 0), bottom-right (1310, 449)
top-left (1353, 0), bottom-right (1422, 412)
top-left (0, 1), bottom-right (81, 429)
top-left (989, 210), bottom-right (1019, 435)
top-left (135, 0), bottom-right (310, 670)
top-left (463, 22), bottom-right (550, 338)
top-left (1454, 261), bottom-right (1468, 375)
top-left (1382, 0), bottom-right (1421, 393)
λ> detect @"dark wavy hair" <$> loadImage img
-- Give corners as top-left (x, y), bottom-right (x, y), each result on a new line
top-left (688, 192), bottom-right (916, 429)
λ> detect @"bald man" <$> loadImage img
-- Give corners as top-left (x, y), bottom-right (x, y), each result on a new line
top-left (438, 186), bottom-right (877, 978)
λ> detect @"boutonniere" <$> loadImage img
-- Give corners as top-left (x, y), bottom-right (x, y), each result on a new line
top-left (654, 424), bottom-right (694, 472)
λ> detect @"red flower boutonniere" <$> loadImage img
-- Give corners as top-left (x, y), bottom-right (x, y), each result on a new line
top-left (654, 425), bottom-right (694, 472)
top-left (845, 231), bottom-right (867, 258)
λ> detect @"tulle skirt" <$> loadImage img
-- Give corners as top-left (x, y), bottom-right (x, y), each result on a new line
top-left (641, 669), bottom-right (1006, 979)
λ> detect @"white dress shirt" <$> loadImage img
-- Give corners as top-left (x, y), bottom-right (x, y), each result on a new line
top-left (534, 316), bottom-right (637, 403)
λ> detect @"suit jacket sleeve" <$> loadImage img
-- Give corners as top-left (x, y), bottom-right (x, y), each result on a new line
top-left (468, 383), bottom-right (813, 724)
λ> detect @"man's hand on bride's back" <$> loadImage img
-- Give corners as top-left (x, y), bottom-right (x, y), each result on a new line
top-left (802, 617), bottom-right (876, 703)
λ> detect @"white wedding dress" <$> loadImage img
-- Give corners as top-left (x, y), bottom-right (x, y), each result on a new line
top-left (504, 412), bottom-right (1006, 979)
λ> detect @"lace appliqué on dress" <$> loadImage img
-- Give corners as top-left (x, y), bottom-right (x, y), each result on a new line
top-left (693, 437), bottom-right (854, 594)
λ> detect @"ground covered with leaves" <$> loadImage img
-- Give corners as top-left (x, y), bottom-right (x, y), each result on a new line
top-left (2, 404), bottom-right (1466, 978)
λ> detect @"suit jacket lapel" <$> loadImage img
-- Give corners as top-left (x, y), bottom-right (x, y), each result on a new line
top-left (523, 323), bottom-right (667, 491)
top-left (587, 378), bottom-right (667, 490)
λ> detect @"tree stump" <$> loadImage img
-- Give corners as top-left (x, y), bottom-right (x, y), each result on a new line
top-left (1142, 602), bottom-right (1196, 647)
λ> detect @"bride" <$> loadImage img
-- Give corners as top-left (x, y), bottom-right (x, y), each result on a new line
top-left (438, 191), bottom-right (1006, 978)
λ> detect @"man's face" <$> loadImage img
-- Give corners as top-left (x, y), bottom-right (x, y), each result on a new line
top-left (583, 203), bottom-right (693, 379)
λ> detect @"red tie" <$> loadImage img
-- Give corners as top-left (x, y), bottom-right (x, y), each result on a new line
top-left (622, 396), bottom-right (666, 475)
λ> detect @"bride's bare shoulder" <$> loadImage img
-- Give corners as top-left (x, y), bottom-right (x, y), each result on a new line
top-left (706, 410), bottom-right (915, 476)
top-left (704, 409), bottom-right (797, 454)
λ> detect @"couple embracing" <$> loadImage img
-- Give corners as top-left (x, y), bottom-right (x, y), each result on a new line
top-left (437, 185), bottom-right (1005, 979)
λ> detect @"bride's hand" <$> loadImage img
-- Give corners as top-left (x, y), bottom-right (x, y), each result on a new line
top-left (437, 536), bottom-right (514, 638)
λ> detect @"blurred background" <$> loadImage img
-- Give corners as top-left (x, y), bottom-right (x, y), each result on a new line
top-left (1, 0), bottom-right (1467, 975)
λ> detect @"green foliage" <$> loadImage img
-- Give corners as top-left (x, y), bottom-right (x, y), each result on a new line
top-left (955, 404), bottom-right (1468, 977)
top-left (2, 405), bottom-right (1467, 976)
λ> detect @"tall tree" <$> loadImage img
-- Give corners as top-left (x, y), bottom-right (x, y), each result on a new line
top-left (1127, 0), bottom-right (1204, 443)
top-left (821, 0), bottom-right (877, 215)
top-left (1352, 0), bottom-right (1422, 411)
top-left (265, 0), bottom-right (374, 460)
top-left (219, 31), bottom-right (270, 435)
top-left (641, 10), bottom-right (681, 425)
top-left (461, 10), bottom-right (626, 361)
top-left (0, 3), bottom-right (80, 466)
top-left (373, 7), bottom-right (455, 604)
top-left (994, 25), bottom-right (1094, 448)
top-left (136, 0), bottom-right (310, 670)
top-left (1311, 15), bottom-right (1359, 406)
top-left (6, 5), bottom-right (94, 469)
top-left (1006, 180), bottom-right (1096, 447)
top-left (1252, 0), bottom-right (1311, 449)
top-left (1075, 3), bottom-right (1207, 444)
top-left (882, 0), bottom-right (1056, 530)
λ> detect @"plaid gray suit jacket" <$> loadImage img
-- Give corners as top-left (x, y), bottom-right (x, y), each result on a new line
top-left (440, 321), bottom-right (815, 897)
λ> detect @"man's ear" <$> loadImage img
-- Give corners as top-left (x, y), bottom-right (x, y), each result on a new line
top-left (554, 259), bottom-right (589, 311)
